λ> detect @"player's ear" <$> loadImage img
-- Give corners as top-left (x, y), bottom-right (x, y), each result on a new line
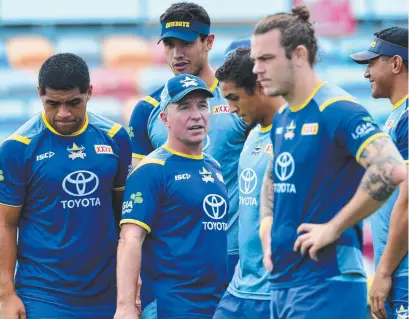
top-left (159, 111), bottom-right (170, 128)
top-left (86, 85), bottom-right (93, 101)
top-left (204, 34), bottom-right (215, 51)
top-left (292, 45), bottom-right (308, 67)
top-left (391, 55), bottom-right (403, 74)
top-left (37, 86), bottom-right (43, 98)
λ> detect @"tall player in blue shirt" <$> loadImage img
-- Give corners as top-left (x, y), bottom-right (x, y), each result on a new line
top-left (350, 27), bottom-right (408, 319)
top-left (251, 6), bottom-right (407, 319)
top-left (0, 53), bottom-right (132, 319)
top-left (214, 48), bottom-right (285, 318)
top-left (128, 2), bottom-right (247, 282)
top-left (115, 75), bottom-right (229, 319)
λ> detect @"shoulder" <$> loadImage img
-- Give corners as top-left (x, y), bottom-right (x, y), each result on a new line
top-left (133, 86), bottom-right (164, 112)
top-left (87, 112), bottom-right (127, 139)
top-left (313, 82), bottom-right (360, 113)
top-left (204, 153), bottom-right (221, 169)
top-left (128, 147), bottom-right (170, 176)
top-left (5, 113), bottom-right (46, 149)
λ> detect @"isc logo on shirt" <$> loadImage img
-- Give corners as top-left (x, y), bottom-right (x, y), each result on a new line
top-left (36, 151), bottom-right (55, 161)
top-left (301, 123), bottom-right (319, 135)
top-left (95, 145), bottom-right (113, 154)
top-left (175, 173), bottom-right (191, 181)
top-left (213, 105), bottom-right (229, 114)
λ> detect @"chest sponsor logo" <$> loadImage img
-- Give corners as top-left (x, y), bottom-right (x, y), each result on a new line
top-left (239, 168), bottom-right (258, 206)
top-left (200, 167), bottom-right (214, 183)
top-left (61, 170), bottom-right (101, 208)
top-left (274, 152), bottom-right (296, 194)
top-left (284, 121), bottom-right (296, 140)
top-left (216, 172), bottom-right (224, 183)
top-left (95, 145), bottom-right (113, 154)
top-left (36, 151), bottom-right (55, 162)
top-left (352, 122), bottom-right (376, 139)
top-left (384, 119), bottom-right (394, 132)
top-left (264, 144), bottom-right (273, 154)
top-left (276, 127), bottom-right (283, 135)
top-left (301, 123), bottom-right (319, 135)
top-left (202, 194), bottom-right (228, 231)
top-left (213, 105), bottom-right (229, 114)
top-left (67, 143), bottom-right (86, 160)
top-left (175, 173), bottom-right (191, 181)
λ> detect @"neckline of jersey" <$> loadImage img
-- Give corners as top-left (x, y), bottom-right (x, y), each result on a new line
top-left (259, 124), bottom-right (272, 133)
top-left (209, 78), bottom-right (218, 92)
top-left (163, 144), bottom-right (204, 160)
top-left (392, 94), bottom-right (409, 110)
top-left (289, 81), bottom-right (327, 112)
top-left (41, 112), bottom-right (89, 137)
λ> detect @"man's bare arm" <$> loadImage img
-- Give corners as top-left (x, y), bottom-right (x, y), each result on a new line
top-left (0, 204), bottom-right (21, 297)
top-left (116, 224), bottom-right (147, 311)
top-left (259, 159), bottom-right (274, 271)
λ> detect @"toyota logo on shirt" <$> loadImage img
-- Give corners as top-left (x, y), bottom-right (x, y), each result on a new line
top-left (62, 170), bottom-right (99, 197)
top-left (203, 194), bottom-right (227, 220)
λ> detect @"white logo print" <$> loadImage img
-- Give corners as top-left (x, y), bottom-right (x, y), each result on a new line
top-left (62, 171), bottom-right (99, 196)
top-left (239, 168), bottom-right (258, 195)
top-left (396, 305), bottom-right (409, 319)
top-left (202, 194), bottom-right (228, 231)
top-left (36, 151), bottom-right (55, 162)
top-left (200, 167), bottom-right (214, 183)
top-left (275, 152), bottom-right (295, 181)
top-left (181, 76), bottom-right (198, 88)
top-left (61, 170), bottom-right (101, 209)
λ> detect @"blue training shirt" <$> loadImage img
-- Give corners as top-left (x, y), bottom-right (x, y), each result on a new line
top-left (128, 78), bottom-right (247, 255)
top-left (121, 145), bottom-right (229, 319)
top-left (371, 95), bottom-right (408, 278)
top-left (269, 82), bottom-right (387, 288)
top-left (228, 124), bottom-right (272, 300)
top-left (0, 112), bottom-right (132, 307)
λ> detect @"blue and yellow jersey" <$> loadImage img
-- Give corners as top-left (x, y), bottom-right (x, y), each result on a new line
top-left (269, 82), bottom-right (386, 288)
top-left (371, 95), bottom-right (408, 278)
top-left (121, 145), bottom-right (229, 318)
top-left (0, 112), bottom-right (132, 304)
top-left (128, 78), bottom-right (248, 255)
top-left (228, 124), bottom-right (272, 300)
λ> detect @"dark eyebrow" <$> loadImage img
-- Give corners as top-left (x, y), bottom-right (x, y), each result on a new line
top-left (224, 93), bottom-right (236, 100)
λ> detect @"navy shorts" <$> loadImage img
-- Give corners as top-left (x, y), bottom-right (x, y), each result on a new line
top-left (270, 279), bottom-right (367, 319)
top-left (213, 291), bottom-right (270, 319)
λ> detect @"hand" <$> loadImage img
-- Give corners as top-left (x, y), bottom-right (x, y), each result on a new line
top-left (0, 293), bottom-right (26, 319)
top-left (293, 222), bottom-right (341, 261)
top-left (136, 277), bottom-right (142, 316)
top-left (263, 253), bottom-right (273, 273)
top-left (114, 305), bottom-right (139, 319)
top-left (369, 272), bottom-right (392, 319)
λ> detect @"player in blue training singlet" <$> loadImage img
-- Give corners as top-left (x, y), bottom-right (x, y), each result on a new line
top-left (0, 53), bottom-right (131, 319)
top-left (128, 3), bottom-right (247, 279)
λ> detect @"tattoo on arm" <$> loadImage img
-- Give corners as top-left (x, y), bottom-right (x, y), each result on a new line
top-left (359, 136), bottom-right (405, 201)
top-left (260, 159), bottom-right (274, 220)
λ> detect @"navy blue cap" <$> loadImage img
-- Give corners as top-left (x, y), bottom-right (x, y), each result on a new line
top-left (158, 21), bottom-right (210, 44)
top-left (160, 74), bottom-right (214, 111)
top-left (224, 38), bottom-right (251, 59)
top-left (350, 37), bottom-right (409, 64)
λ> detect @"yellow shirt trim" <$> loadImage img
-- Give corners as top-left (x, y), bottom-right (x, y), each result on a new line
top-left (355, 132), bottom-right (389, 162)
top-left (120, 219), bottom-right (151, 233)
top-left (41, 112), bottom-right (88, 137)
top-left (7, 134), bottom-right (31, 145)
top-left (163, 144), bottom-right (203, 160)
top-left (209, 78), bottom-right (218, 92)
top-left (144, 96), bottom-right (160, 107)
top-left (113, 186), bottom-right (125, 191)
top-left (129, 158), bottom-right (165, 176)
top-left (260, 124), bottom-right (272, 133)
top-left (108, 123), bottom-right (122, 138)
top-left (319, 96), bottom-right (359, 112)
top-left (392, 95), bottom-right (409, 110)
top-left (132, 153), bottom-right (146, 159)
top-left (290, 82), bottom-right (327, 112)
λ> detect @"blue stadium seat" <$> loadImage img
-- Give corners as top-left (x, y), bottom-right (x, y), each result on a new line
top-left (135, 65), bottom-right (173, 94)
top-left (87, 96), bottom-right (123, 124)
top-left (0, 68), bottom-right (37, 99)
top-left (55, 36), bottom-right (101, 68)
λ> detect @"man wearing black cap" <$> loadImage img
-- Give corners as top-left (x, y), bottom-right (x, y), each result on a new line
top-left (350, 27), bottom-right (408, 319)
top-left (115, 74), bottom-right (229, 319)
top-left (128, 1), bottom-right (248, 296)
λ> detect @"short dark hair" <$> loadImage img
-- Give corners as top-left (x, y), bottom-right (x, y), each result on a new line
top-left (376, 27), bottom-right (408, 70)
top-left (253, 5), bottom-right (318, 66)
top-left (216, 48), bottom-right (258, 95)
top-left (38, 53), bottom-right (90, 95)
top-left (160, 2), bottom-right (211, 41)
